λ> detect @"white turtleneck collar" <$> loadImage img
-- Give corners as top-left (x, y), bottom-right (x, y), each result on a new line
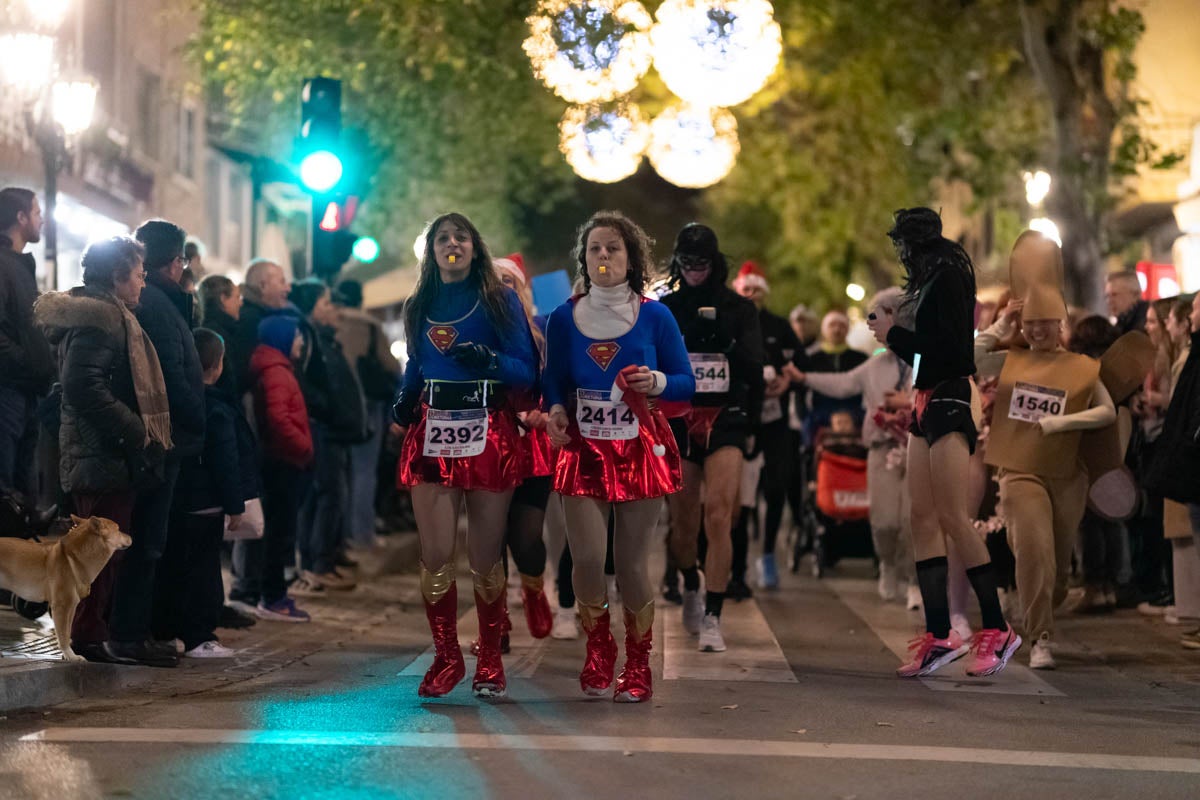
top-left (574, 282), bottom-right (639, 340)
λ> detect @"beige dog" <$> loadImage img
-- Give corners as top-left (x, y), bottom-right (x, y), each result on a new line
top-left (0, 515), bottom-right (132, 662)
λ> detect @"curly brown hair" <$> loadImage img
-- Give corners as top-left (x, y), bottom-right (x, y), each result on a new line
top-left (572, 210), bottom-right (656, 295)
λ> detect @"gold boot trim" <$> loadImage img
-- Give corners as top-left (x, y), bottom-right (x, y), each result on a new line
top-left (420, 561), bottom-right (456, 605)
top-left (577, 599), bottom-right (609, 631)
top-left (519, 572), bottom-right (544, 593)
top-left (471, 562), bottom-right (506, 605)
top-left (627, 600), bottom-right (654, 638)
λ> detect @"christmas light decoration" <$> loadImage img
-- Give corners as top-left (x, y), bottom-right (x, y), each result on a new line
top-left (559, 103), bottom-right (651, 183)
top-left (647, 104), bottom-right (739, 188)
top-left (651, 0), bottom-right (782, 108)
top-left (524, 0), bottom-right (654, 104)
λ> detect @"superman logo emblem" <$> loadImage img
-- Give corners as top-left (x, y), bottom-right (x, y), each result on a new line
top-left (587, 342), bottom-right (620, 370)
top-left (427, 325), bottom-right (459, 353)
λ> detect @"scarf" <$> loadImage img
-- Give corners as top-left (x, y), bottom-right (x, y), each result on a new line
top-left (117, 301), bottom-right (173, 450)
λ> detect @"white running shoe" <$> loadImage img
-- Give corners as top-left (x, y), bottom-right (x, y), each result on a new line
top-left (878, 563), bottom-right (898, 602)
top-left (1029, 633), bottom-right (1055, 670)
top-left (551, 607), bottom-right (579, 640)
top-left (950, 613), bottom-right (973, 643)
top-left (184, 640), bottom-right (236, 658)
top-left (906, 585), bottom-right (923, 611)
top-left (682, 589), bottom-right (704, 635)
top-left (698, 613), bottom-right (727, 652)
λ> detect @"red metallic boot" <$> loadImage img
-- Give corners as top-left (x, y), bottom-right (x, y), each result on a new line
top-left (521, 573), bottom-right (553, 639)
top-left (614, 603), bottom-right (653, 704)
top-left (472, 563), bottom-right (508, 698)
top-left (470, 606), bottom-right (511, 655)
top-left (579, 603), bottom-right (618, 697)
top-left (417, 563), bottom-right (465, 698)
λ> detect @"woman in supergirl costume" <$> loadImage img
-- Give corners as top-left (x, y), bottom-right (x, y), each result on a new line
top-left (544, 210), bottom-right (695, 703)
top-left (391, 213), bottom-right (537, 699)
top-left (868, 207), bottom-right (1018, 679)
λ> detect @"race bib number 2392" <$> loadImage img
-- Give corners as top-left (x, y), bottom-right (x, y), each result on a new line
top-left (423, 408), bottom-right (488, 457)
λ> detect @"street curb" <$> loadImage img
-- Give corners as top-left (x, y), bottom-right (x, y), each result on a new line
top-left (0, 660), bottom-right (155, 713)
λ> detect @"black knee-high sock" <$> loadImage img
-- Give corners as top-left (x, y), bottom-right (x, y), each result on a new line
top-left (731, 507), bottom-right (751, 583)
top-left (682, 566), bottom-right (701, 592)
top-left (915, 556), bottom-right (951, 639)
top-left (705, 590), bottom-right (724, 617)
top-left (966, 562), bottom-right (1006, 631)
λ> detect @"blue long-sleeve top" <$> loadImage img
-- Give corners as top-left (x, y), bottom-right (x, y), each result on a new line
top-left (542, 297), bottom-right (695, 409)
top-left (401, 280), bottom-right (537, 393)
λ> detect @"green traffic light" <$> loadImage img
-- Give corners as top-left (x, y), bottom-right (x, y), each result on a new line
top-left (300, 150), bottom-right (343, 192)
top-left (353, 236), bottom-right (380, 263)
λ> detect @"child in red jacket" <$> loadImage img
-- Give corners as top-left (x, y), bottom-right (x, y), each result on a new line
top-left (231, 315), bottom-right (314, 622)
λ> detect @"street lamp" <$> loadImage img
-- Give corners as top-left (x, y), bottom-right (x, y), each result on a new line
top-left (0, 0), bottom-right (99, 291)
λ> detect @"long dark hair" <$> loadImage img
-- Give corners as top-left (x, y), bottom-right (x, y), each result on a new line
top-left (404, 212), bottom-right (514, 344)
top-left (665, 222), bottom-right (729, 291)
top-left (572, 210), bottom-right (655, 295)
top-left (888, 207), bottom-right (976, 301)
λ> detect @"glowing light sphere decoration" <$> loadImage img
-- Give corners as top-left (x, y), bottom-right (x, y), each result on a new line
top-left (651, 0), bottom-right (782, 108)
top-left (647, 104), bottom-right (739, 189)
top-left (559, 103), bottom-right (651, 183)
top-left (524, 0), bottom-right (654, 104)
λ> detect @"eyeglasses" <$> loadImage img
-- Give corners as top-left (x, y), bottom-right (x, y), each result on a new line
top-left (678, 254), bottom-right (710, 270)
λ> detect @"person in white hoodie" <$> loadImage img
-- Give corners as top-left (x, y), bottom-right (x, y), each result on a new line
top-left (794, 287), bottom-right (918, 607)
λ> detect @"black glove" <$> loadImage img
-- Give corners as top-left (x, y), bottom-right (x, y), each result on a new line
top-left (391, 389), bottom-right (419, 427)
top-left (447, 342), bottom-right (498, 372)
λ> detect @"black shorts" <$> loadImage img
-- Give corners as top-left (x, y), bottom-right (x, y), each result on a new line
top-left (911, 377), bottom-right (977, 455)
top-left (512, 475), bottom-right (553, 511)
top-left (670, 407), bottom-right (749, 465)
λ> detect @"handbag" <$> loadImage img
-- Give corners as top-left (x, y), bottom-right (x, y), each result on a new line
top-left (223, 497), bottom-right (265, 541)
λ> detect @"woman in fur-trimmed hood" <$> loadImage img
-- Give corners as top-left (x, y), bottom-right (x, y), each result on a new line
top-left (33, 235), bottom-right (172, 659)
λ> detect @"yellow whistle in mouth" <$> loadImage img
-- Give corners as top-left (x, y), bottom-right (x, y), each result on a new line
top-left (598, 264), bottom-right (608, 274)
top-left (448, 255), bottom-right (457, 264)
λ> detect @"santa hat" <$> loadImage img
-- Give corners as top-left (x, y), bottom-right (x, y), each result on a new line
top-left (494, 252), bottom-right (527, 286)
top-left (733, 261), bottom-right (769, 293)
top-left (611, 365), bottom-right (668, 457)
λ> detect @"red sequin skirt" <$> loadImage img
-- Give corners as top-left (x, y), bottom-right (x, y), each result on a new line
top-left (553, 408), bottom-right (682, 503)
top-left (398, 403), bottom-right (528, 492)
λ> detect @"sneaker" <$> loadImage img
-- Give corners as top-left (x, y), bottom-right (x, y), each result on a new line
top-left (756, 554), bottom-right (779, 590)
top-left (698, 614), bottom-right (727, 652)
top-left (681, 589), bottom-right (704, 635)
top-left (104, 639), bottom-right (179, 668)
top-left (1180, 629), bottom-right (1200, 650)
top-left (290, 574), bottom-right (326, 597)
top-left (905, 585), bottom-right (923, 611)
top-left (1070, 587), bottom-right (1109, 614)
top-left (950, 613), bottom-right (973, 643)
top-left (312, 570), bottom-right (356, 591)
top-left (1164, 606), bottom-right (1184, 625)
top-left (257, 597), bottom-right (311, 623)
top-left (1137, 601), bottom-right (1168, 617)
top-left (896, 630), bottom-right (968, 677)
top-left (227, 598), bottom-right (262, 619)
top-left (965, 624), bottom-right (1022, 677)
top-left (1029, 632), bottom-right (1056, 669)
top-left (218, 604), bottom-right (257, 629)
top-left (551, 607), bottom-right (579, 640)
top-left (184, 641), bottom-right (236, 659)
top-left (878, 563), bottom-right (897, 601)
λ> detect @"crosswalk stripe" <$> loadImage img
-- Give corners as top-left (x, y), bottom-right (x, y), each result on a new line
top-left (661, 597), bottom-right (798, 683)
top-left (21, 728), bottom-right (1200, 774)
top-left (824, 577), bottom-right (1064, 696)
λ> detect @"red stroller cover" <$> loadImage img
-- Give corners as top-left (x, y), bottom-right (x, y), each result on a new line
top-left (816, 451), bottom-right (870, 521)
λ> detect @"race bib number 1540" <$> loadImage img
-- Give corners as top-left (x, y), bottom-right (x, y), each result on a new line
top-left (1008, 381), bottom-right (1066, 423)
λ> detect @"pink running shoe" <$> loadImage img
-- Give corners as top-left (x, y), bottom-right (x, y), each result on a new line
top-left (965, 624), bottom-right (1022, 677)
top-left (896, 630), bottom-right (969, 677)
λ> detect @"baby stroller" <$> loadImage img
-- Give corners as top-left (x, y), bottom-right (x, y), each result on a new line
top-left (798, 428), bottom-right (875, 578)
top-left (0, 489), bottom-right (58, 620)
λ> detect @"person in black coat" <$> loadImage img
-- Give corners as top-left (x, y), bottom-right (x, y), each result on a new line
top-left (102, 219), bottom-right (206, 665)
top-left (198, 274), bottom-right (245, 397)
top-left (235, 258), bottom-right (291, 393)
top-left (1147, 298), bottom-right (1200, 506)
